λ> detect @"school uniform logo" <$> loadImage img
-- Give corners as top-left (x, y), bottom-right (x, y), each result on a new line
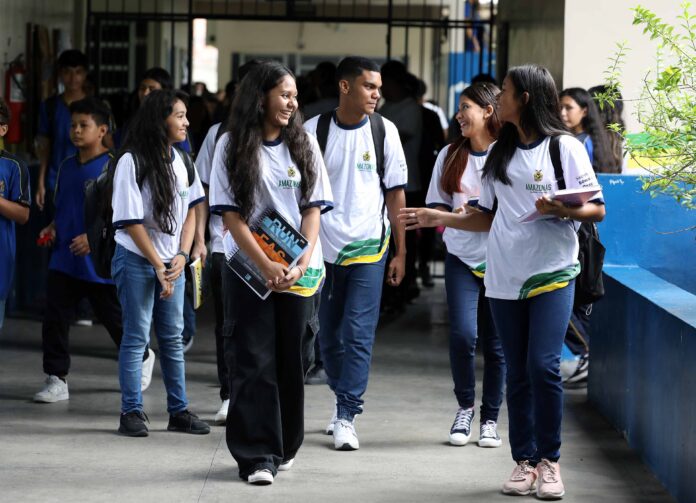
top-left (533, 169), bottom-right (543, 182)
top-left (279, 166), bottom-right (301, 189)
top-left (0, 180), bottom-right (5, 198)
top-left (357, 151), bottom-right (375, 172)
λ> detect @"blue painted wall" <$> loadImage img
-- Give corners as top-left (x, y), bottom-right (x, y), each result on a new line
top-left (596, 174), bottom-right (696, 294)
top-left (591, 174), bottom-right (696, 503)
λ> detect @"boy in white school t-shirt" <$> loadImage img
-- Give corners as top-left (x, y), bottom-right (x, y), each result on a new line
top-left (304, 56), bottom-right (408, 451)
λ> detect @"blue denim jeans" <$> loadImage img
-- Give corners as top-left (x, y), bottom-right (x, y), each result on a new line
top-left (488, 281), bottom-right (575, 464)
top-left (319, 254), bottom-right (387, 420)
top-left (445, 254), bottom-right (505, 422)
top-left (112, 245), bottom-right (188, 414)
top-left (0, 298), bottom-right (5, 330)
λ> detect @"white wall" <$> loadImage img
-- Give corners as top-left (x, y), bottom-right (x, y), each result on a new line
top-left (0, 0), bottom-right (81, 97)
top-left (210, 20), bottom-right (436, 100)
top-left (563, 0), bottom-right (683, 133)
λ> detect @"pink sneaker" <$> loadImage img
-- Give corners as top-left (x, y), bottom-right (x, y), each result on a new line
top-left (536, 459), bottom-right (565, 500)
top-left (502, 461), bottom-right (537, 496)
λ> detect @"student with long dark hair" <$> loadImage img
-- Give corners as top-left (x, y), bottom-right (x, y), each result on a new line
top-left (560, 87), bottom-right (620, 173)
top-left (111, 89), bottom-right (209, 437)
top-left (400, 65), bottom-right (605, 500)
top-left (209, 61), bottom-right (333, 485)
top-left (417, 83), bottom-right (506, 448)
top-left (588, 84), bottom-right (627, 172)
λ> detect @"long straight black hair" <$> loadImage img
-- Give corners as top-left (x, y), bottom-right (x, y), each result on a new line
top-left (224, 61), bottom-right (316, 221)
top-left (560, 87), bottom-right (619, 173)
top-left (483, 65), bottom-right (569, 185)
top-left (121, 89), bottom-right (188, 234)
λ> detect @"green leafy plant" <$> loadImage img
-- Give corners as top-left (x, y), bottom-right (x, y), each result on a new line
top-left (597, 2), bottom-right (695, 214)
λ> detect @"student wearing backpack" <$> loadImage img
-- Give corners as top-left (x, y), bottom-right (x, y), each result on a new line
top-left (401, 65), bottom-right (605, 499)
top-left (35, 50), bottom-right (88, 211)
top-left (304, 56), bottom-right (407, 451)
top-left (0, 98), bottom-right (31, 330)
top-left (209, 61), bottom-right (333, 485)
top-left (33, 98), bottom-right (154, 402)
top-left (413, 83), bottom-right (506, 448)
top-left (111, 89), bottom-right (209, 437)
top-left (559, 87), bottom-right (615, 384)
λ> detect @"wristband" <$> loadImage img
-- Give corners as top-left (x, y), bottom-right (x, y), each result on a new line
top-left (176, 251), bottom-right (190, 262)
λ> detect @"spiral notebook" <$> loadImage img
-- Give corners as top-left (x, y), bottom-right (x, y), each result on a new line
top-left (223, 208), bottom-right (309, 299)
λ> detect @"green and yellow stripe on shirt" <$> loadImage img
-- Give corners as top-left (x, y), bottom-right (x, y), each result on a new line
top-left (334, 228), bottom-right (391, 266)
top-left (289, 265), bottom-right (325, 297)
top-left (518, 263), bottom-right (581, 300)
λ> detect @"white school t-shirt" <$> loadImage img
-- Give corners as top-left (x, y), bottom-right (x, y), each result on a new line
top-left (208, 133), bottom-right (334, 297)
top-left (195, 122), bottom-right (224, 254)
top-left (112, 149), bottom-right (206, 262)
top-left (425, 144), bottom-right (489, 276)
top-left (478, 135), bottom-right (604, 300)
top-left (304, 113), bottom-right (408, 266)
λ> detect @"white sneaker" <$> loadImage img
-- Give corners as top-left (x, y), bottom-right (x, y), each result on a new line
top-left (141, 349), bottom-right (155, 392)
top-left (214, 399), bottom-right (229, 425)
top-left (278, 458), bottom-right (294, 471)
top-left (333, 419), bottom-right (359, 450)
top-left (478, 420), bottom-right (503, 448)
top-left (34, 375), bottom-right (69, 403)
top-left (449, 407), bottom-right (474, 446)
top-left (248, 469), bottom-right (274, 485)
top-left (325, 405), bottom-right (338, 435)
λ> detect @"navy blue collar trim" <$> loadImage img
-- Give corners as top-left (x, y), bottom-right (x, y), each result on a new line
top-left (78, 151), bottom-right (111, 165)
top-left (470, 149), bottom-right (488, 157)
top-left (263, 137), bottom-right (283, 147)
top-left (516, 136), bottom-right (547, 150)
top-left (333, 111), bottom-right (368, 130)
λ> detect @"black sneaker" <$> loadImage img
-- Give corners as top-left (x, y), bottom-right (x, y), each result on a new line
top-left (119, 411), bottom-right (149, 437)
top-left (168, 409), bottom-right (211, 435)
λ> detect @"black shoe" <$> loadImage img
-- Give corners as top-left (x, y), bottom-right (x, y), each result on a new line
top-left (305, 365), bottom-right (328, 385)
top-left (118, 411), bottom-right (149, 437)
top-left (168, 409), bottom-right (210, 435)
top-left (420, 267), bottom-right (435, 288)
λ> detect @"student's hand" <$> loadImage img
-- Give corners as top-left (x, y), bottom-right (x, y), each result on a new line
top-left (166, 255), bottom-right (186, 282)
top-left (262, 261), bottom-right (289, 290)
top-left (453, 205), bottom-right (466, 214)
top-left (37, 224), bottom-right (56, 247)
top-left (191, 240), bottom-right (207, 267)
top-left (386, 254), bottom-right (406, 287)
top-left (156, 268), bottom-right (174, 299)
top-left (69, 233), bottom-right (91, 256)
top-left (535, 196), bottom-right (568, 219)
top-left (274, 265), bottom-right (304, 291)
top-left (398, 207), bottom-right (442, 230)
top-left (35, 183), bottom-right (46, 211)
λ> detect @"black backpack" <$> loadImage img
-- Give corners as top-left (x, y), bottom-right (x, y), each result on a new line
top-left (549, 135), bottom-right (606, 306)
top-left (84, 146), bottom-right (196, 279)
top-left (315, 111), bottom-right (388, 249)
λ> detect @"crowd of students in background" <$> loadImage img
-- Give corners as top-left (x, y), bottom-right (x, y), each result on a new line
top-left (0, 47), bottom-right (628, 496)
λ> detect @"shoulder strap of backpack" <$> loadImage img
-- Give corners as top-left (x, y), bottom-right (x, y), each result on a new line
top-left (369, 112), bottom-right (386, 186)
top-left (316, 112), bottom-right (333, 155)
top-left (174, 145), bottom-right (196, 186)
top-left (549, 135), bottom-right (566, 191)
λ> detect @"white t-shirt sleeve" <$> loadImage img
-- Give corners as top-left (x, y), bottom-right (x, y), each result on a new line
top-left (188, 165), bottom-right (206, 208)
top-left (112, 153), bottom-right (144, 227)
top-left (425, 146), bottom-right (453, 210)
top-left (478, 175), bottom-right (496, 214)
top-left (209, 133), bottom-right (239, 214)
top-left (382, 119), bottom-right (408, 190)
top-left (559, 135), bottom-right (605, 203)
top-left (302, 134), bottom-right (334, 214)
top-left (196, 123), bottom-right (221, 186)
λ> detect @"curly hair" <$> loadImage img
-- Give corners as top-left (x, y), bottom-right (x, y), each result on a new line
top-left (121, 89), bottom-right (189, 234)
top-left (223, 61), bottom-right (317, 221)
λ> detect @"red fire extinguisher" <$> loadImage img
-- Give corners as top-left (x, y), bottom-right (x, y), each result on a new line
top-left (4, 55), bottom-right (26, 144)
